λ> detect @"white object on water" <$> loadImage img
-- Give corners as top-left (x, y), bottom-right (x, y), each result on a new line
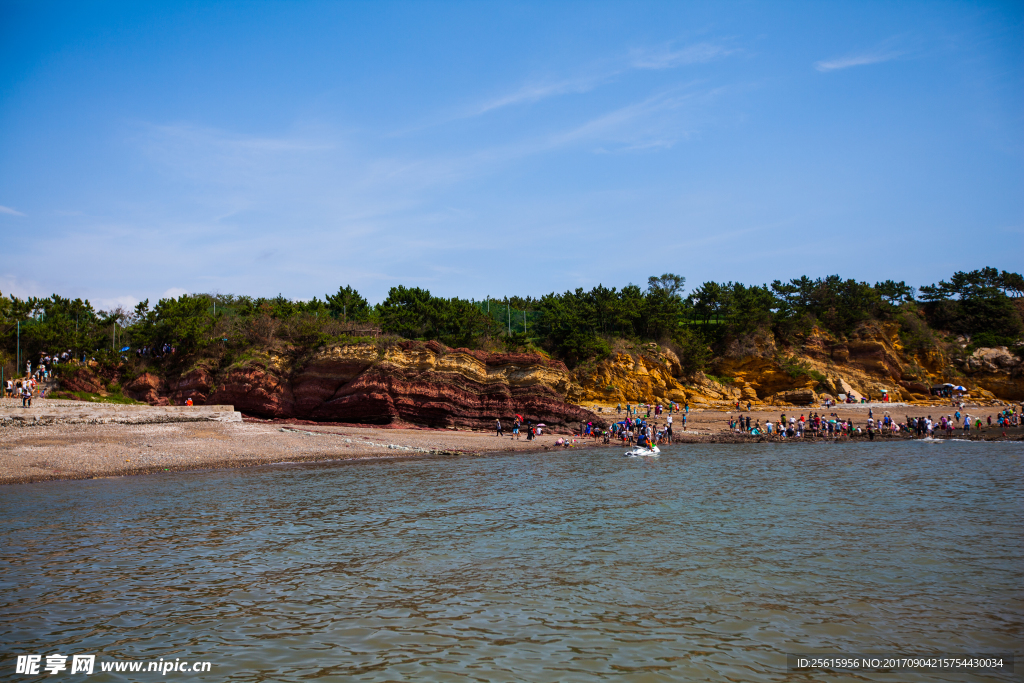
top-left (624, 445), bottom-right (661, 457)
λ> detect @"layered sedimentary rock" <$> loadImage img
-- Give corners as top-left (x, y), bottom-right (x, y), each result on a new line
top-left (567, 345), bottom-right (690, 407)
top-left (569, 323), bottom-right (1022, 407)
top-left (193, 341), bottom-right (599, 430)
top-left (124, 373), bottom-right (168, 405)
top-left (956, 346), bottom-right (1024, 399)
top-left (60, 367), bottom-right (106, 394)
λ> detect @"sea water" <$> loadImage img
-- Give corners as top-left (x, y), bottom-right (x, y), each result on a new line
top-left (1, 441), bottom-right (1021, 682)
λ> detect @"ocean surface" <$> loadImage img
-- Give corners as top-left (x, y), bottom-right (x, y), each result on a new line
top-left (1, 441), bottom-right (1021, 682)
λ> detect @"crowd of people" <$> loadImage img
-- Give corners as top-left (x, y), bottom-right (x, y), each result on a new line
top-left (730, 412), bottom-right (865, 438)
top-left (881, 406), bottom-right (1021, 438)
top-left (3, 350), bottom-right (73, 406)
top-left (134, 344), bottom-right (176, 359)
top-left (728, 404), bottom-right (1022, 441)
top-left (496, 398), bottom-right (1021, 448)
top-left (495, 416), bottom-right (543, 441)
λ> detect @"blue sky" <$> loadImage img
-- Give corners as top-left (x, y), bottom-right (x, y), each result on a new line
top-left (0, 1), bottom-right (1021, 310)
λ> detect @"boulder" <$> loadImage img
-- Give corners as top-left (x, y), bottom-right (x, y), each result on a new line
top-left (661, 347), bottom-right (683, 377)
top-left (170, 367), bottom-right (213, 405)
top-left (60, 367), bottom-right (105, 394)
top-left (899, 380), bottom-right (930, 395)
top-left (970, 347), bottom-right (1020, 373)
top-left (124, 373), bottom-right (165, 404)
top-left (775, 389), bottom-right (816, 405)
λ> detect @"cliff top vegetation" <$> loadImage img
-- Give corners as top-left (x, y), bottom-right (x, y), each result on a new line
top-left (2, 268), bottom-right (1021, 379)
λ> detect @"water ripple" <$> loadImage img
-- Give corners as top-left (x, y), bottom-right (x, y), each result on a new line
top-left (1, 441), bottom-right (1021, 681)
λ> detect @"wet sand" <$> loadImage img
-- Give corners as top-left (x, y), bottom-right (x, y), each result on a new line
top-left (0, 420), bottom-right (570, 485)
top-left (2, 401), bottom-right (1020, 485)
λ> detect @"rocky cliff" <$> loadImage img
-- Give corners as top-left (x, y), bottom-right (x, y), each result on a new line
top-left (567, 323), bottom-right (1023, 407)
top-left (73, 329), bottom-right (1022, 420)
top-left (124, 341), bottom-right (600, 430)
top-left (566, 343), bottom-right (689, 407)
top-left (955, 346), bottom-right (1024, 400)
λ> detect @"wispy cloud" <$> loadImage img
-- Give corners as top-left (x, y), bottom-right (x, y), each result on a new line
top-left (454, 40), bottom-right (733, 121)
top-left (472, 77), bottom-right (607, 116)
top-left (629, 42), bottom-right (733, 70)
top-left (0, 205), bottom-right (25, 216)
top-left (0, 273), bottom-right (47, 298)
top-left (95, 294), bottom-right (140, 312)
top-left (547, 90), bottom-right (686, 147)
top-left (815, 48), bottom-right (902, 72)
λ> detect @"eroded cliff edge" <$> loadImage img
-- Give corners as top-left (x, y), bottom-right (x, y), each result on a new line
top-left (120, 340), bottom-right (601, 430)
top-left (566, 322), bottom-right (1023, 408)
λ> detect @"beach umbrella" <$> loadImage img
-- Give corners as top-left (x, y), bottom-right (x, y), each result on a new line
top-left (954, 386), bottom-right (966, 391)
top-left (535, 423), bottom-right (546, 427)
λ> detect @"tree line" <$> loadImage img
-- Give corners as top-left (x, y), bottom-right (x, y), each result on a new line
top-left (1, 268), bottom-right (1020, 376)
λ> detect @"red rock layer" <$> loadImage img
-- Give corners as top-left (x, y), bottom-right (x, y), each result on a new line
top-left (193, 343), bottom-right (603, 431)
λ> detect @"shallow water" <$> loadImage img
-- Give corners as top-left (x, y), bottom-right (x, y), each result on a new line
top-left (1, 441), bottom-right (1021, 682)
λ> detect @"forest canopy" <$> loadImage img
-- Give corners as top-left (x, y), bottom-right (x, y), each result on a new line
top-left (1, 268), bottom-right (1020, 374)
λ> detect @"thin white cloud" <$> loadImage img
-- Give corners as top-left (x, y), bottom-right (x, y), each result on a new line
top-left (162, 287), bottom-right (189, 299)
top-left (454, 40), bottom-right (733, 121)
top-left (544, 83), bottom-right (725, 152)
top-left (0, 205), bottom-right (25, 216)
top-left (549, 92), bottom-right (681, 146)
top-left (144, 123), bottom-right (331, 154)
top-left (0, 274), bottom-right (48, 298)
top-left (630, 42), bottom-right (733, 70)
top-left (815, 49), bottom-right (902, 72)
top-left (472, 77), bottom-right (606, 116)
top-left (95, 295), bottom-right (140, 312)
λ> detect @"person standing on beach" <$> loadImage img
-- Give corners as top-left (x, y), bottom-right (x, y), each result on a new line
top-left (496, 419), bottom-right (503, 437)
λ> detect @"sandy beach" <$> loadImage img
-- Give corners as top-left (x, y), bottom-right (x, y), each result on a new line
top-left (0, 419), bottom-right (569, 486)
top-left (1, 397), bottom-right (1019, 486)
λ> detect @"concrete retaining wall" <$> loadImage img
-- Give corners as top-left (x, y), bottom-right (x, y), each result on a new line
top-left (0, 401), bottom-right (242, 427)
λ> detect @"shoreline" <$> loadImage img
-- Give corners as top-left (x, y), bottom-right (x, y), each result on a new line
top-left (0, 420), bottom-right (562, 486)
top-left (3, 406), bottom-right (1021, 485)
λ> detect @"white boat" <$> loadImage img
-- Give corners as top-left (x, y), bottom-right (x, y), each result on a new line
top-left (624, 445), bottom-right (661, 457)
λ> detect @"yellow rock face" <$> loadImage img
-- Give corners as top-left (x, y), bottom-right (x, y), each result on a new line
top-left (568, 351), bottom-right (690, 406)
top-left (567, 325), bottom-right (1020, 408)
top-left (297, 343), bottom-right (577, 394)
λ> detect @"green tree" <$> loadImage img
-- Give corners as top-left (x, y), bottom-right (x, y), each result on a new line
top-left (377, 285), bottom-right (436, 339)
top-left (326, 285), bottom-right (371, 321)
